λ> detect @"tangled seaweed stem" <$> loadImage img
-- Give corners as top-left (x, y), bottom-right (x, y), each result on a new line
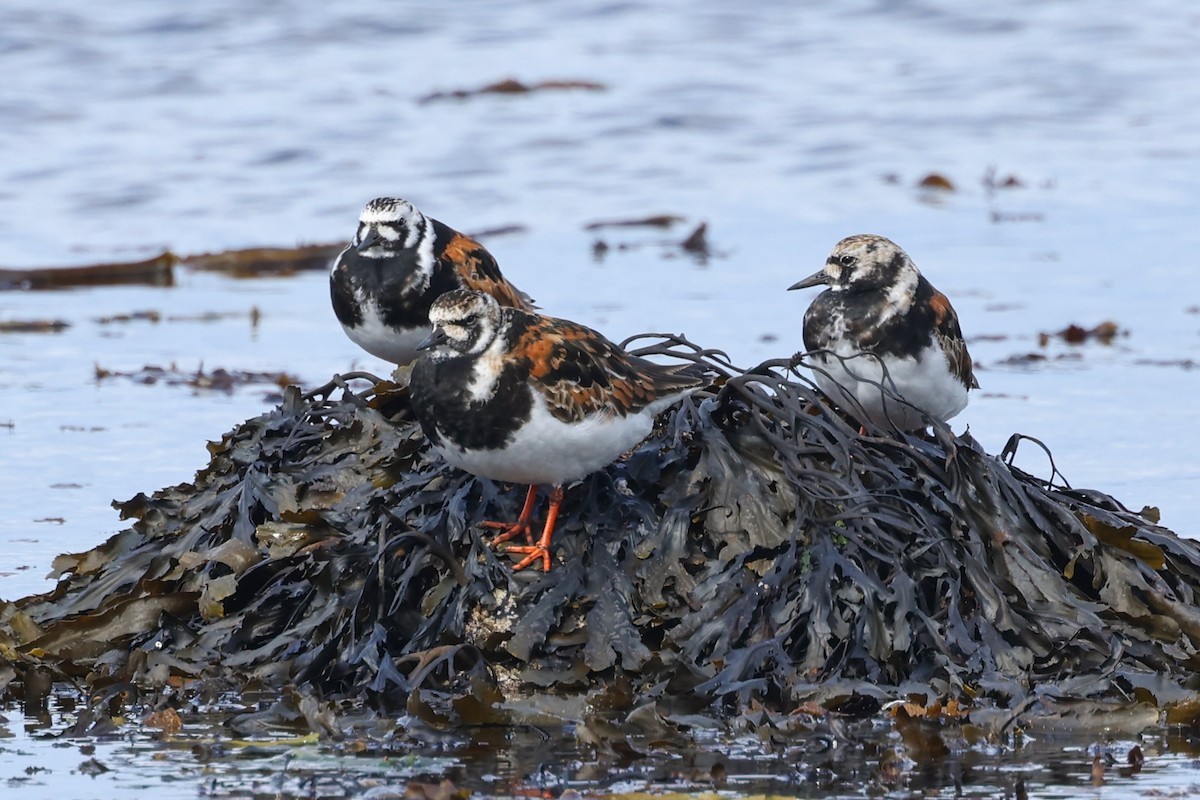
top-left (396, 644), bottom-right (485, 692)
top-left (717, 367), bottom-right (867, 507)
top-left (302, 370), bottom-right (387, 403)
top-left (380, 508), bottom-right (469, 588)
top-left (1001, 433), bottom-right (1073, 490)
top-left (621, 331), bottom-right (744, 379)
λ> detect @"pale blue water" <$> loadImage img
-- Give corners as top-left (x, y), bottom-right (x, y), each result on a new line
top-left (1, 1), bottom-right (1199, 794)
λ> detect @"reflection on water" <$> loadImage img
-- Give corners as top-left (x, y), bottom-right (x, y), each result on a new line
top-left (1, 1), bottom-right (1199, 794)
top-left (3, 697), bottom-right (1199, 799)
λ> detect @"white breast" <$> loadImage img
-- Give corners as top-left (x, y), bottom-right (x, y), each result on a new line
top-left (435, 394), bottom-right (660, 486)
top-left (341, 293), bottom-right (426, 365)
top-left (812, 340), bottom-right (968, 430)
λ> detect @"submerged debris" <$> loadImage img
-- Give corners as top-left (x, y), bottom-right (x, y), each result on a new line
top-left (983, 167), bottom-right (1026, 190)
top-left (1134, 358), bottom-right (1197, 370)
top-left (2, 342), bottom-right (1199, 736)
top-left (95, 310), bottom-right (162, 325)
top-left (917, 173), bottom-right (955, 191)
top-left (467, 224), bottom-right (528, 240)
top-left (0, 319), bottom-right (70, 333)
top-left (167, 307), bottom-right (262, 326)
top-left (990, 211), bottom-right (1045, 223)
top-left (420, 78), bottom-right (606, 104)
top-left (1039, 321), bottom-right (1123, 346)
top-left (590, 219), bottom-right (716, 264)
top-left (583, 215), bottom-right (686, 231)
top-left (93, 363), bottom-right (297, 394)
top-left (993, 352), bottom-right (1080, 366)
top-left (679, 222), bottom-right (710, 258)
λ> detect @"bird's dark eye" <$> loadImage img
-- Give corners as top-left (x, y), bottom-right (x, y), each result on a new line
top-left (838, 254), bottom-right (857, 267)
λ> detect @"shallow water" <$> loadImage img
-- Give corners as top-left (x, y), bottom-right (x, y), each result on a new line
top-left (4, 698), bottom-right (1200, 799)
top-left (2, 0), bottom-right (1200, 795)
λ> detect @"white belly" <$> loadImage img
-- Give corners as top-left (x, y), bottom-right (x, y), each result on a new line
top-left (342, 298), bottom-right (426, 365)
top-left (812, 344), bottom-right (968, 430)
top-left (436, 398), bottom-right (658, 486)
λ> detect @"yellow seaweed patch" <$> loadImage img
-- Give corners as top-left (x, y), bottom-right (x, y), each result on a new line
top-left (1078, 512), bottom-right (1165, 570)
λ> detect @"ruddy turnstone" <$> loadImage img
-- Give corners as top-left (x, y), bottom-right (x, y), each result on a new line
top-left (330, 197), bottom-right (532, 366)
top-left (788, 234), bottom-right (978, 431)
top-left (409, 289), bottom-right (708, 572)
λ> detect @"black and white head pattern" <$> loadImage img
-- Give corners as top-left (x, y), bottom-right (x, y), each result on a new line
top-left (427, 289), bottom-right (505, 358)
top-left (353, 197), bottom-right (432, 258)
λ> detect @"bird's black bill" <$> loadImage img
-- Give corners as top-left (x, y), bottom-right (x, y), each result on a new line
top-left (788, 269), bottom-right (830, 291)
top-left (356, 229), bottom-right (384, 252)
top-left (417, 328), bottom-right (449, 351)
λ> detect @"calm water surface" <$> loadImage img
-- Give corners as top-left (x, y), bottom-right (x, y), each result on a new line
top-left (2, 1), bottom-right (1200, 795)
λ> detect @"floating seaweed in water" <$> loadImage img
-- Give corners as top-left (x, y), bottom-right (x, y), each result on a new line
top-left (0, 319), bottom-right (70, 333)
top-left (93, 362), bottom-right (298, 394)
top-left (0, 252), bottom-right (176, 291)
top-left (181, 243), bottom-right (344, 277)
top-left (419, 78), bottom-right (607, 104)
top-left (1039, 320), bottom-right (1124, 346)
top-left (590, 219), bottom-right (715, 265)
top-left (2, 338), bottom-right (1198, 738)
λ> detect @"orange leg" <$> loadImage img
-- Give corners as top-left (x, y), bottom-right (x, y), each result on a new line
top-left (481, 484), bottom-right (539, 545)
top-left (505, 485), bottom-right (564, 572)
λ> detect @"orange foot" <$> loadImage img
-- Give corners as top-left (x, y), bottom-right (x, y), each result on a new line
top-left (501, 486), bottom-right (564, 572)
top-left (480, 485), bottom-right (540, 545)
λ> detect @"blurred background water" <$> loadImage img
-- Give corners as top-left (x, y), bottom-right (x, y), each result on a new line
top-left (1, 1), bottom-right (1198, 606)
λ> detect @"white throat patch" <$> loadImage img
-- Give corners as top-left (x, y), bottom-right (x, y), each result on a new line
top-left (878, 266), bottom-right (918, 323)
top-left (464, 327), bottom-right (507, 404)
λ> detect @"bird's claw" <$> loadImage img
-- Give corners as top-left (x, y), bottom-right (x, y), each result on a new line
top-left (481, 518), bottom-right (535, 546)
top-left (504, 544), bottom-right (552, 572)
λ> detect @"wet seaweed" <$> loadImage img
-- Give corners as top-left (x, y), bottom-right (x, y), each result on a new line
top-left (2, 340), bottom-right (1198, 735)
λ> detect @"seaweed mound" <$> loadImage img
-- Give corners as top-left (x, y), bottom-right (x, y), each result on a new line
top-left (3, 341), bottom-right (1199, 731)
